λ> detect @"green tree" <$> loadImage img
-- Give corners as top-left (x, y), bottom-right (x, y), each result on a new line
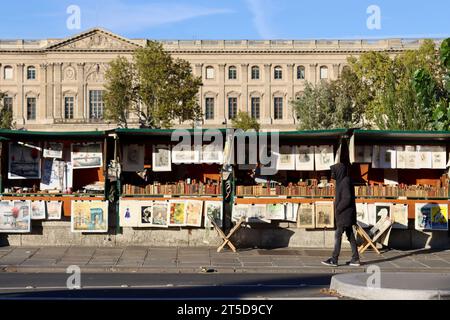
top-left (231, 111), bottom-right (261, 131)
top-left (0, 92), bottom-right (14, 129)
top-left (104, 41), bottom-right (203, 129)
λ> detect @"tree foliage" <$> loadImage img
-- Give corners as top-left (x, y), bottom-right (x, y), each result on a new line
top-left (231, 111), bottom-right (261, 131)
top-left (0, 92), bottom-right (14, 129)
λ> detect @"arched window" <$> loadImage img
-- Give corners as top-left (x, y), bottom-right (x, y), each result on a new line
top-left (274, 66), bottom-right (283, 80)
top-left (3, 66), bottom-right (13, 80)
top-left (228, 66), bottom-right (237, 80)
top-left (297, 66), bottom-right (305, 80)
top-left (320, 66), bottom-right (328, 80)
top-left (251, 66), bottom-right (260, 80)
top-left (205, 66), bottom-right (215, 79)
top-left (27, 66), bottom-right (36, 80)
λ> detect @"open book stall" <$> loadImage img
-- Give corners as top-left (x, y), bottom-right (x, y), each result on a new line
top-left (116, 129), bottom-right (224, 230)
top-left (232, 130), bottom-right (347, 230)
top-left (0, 130), bottom-right (111, 234)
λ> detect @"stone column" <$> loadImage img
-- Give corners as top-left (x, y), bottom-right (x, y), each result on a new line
top-left (54, 63), bottom-right (63, 123)
top-left (16, 64), bottom-right (25, 125)
top-left (47, 64), bottom-right (57, 121)
top-left (218, 64), bottom-right (226, 124)
top-left (263, 64), bottom-right (272, 124)
top-left (195, 64), bottom-right (203, 123)
top-left (332, 63), bottom-right (340, 80)
top-left (240, 64), bottom-right (248, 113)
top-left (39, 64), bottom-right (48, 122)
top-left (309, 63), bottom-right (318, 84)
top-left (76, 63), bottom-right (85, 120)
top-left (287, 64), bottom-right (294, 123)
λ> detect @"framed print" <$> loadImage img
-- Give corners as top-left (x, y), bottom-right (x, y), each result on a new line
top-left (122, 144), bottom-right (145, 172)
top-left (356, 203), bottom-right (370, 228)
top-left (172, 148), bottom-right (200, 164)
top-left (46, 201), bottom-right (62, 220)
top-left (204, 201), bottom-right (223, 228)
top-left (374, 203), bottom-right (391, 224)
top-left (138, 201), bottom-right (154, 228)
top-left (152, 145), bottom-right (172, 172)
top-left (431, 146), bottom-right (447, 169)
top-left (285, 203), bottom-right (299, 223)
top-left (185, 200), bottom-right (203, 227)
top-left (201, 144), bottom-right (224, 164)
top-left (31, 201), bottom-right (46, 220)
top-left (151, 201), bottom-right (170, 228)
top-left (298, 203), bottom-right (315, 229)
top-left (416, 146), bottom-right (432, 169)
top-left (43, 142), bottom-right (63, 159)
top-left (119, 200), bottom-right (143, 228)
top-left (232, 204), bottom-right (250, 222)
top-left (168, 200), bottom-right (186, 227)
top-left (266, 203), bottom-right (286, 220)
top-left (391, 203), bottom-right (408, 230)
top-left (71, 143), bottom-right (103, 169)
top-left (405, 146), bottom-right (417, 169)
top-left (415, 203), bottom-right (432, 230)
top-left (380, 146), bottom-right (397, 169)
top-left (276, 146), bottom-right (295, 171)
top-left (315, 145), bottom-right (334, 171)
top-left (396, 146), bottom-right (406, 169)
top-left (431, 204), bottom-right (448, 231)
top-left (295, 146), bottom-right (314, 171)
top-left (355, 145), bottom-right (373, 163)
top-left (247, 204), bottom-right (268, 223)
top-left (0, 201), bottom-right (31, 233)
top-left (40, 159), bottom-right (66, 191)
top-left (315, 202), bottom-right (334, 228)
top-left (8, 142), bottom-right (41, 180)
top-left (71, 201), bottom-right (108, 233)
top-left (372, 145), bottom-right (381, 168)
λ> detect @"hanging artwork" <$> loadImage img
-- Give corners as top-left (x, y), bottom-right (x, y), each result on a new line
top-left (431, 146), bottom-right (447, 169)
top-left (315, 145), bottom-right (334, 171)
top-left (285, 203), bottom-right (298, 223)
top-left (46, 201), bottom-right (62, 220)
top-left (204, 201), bottom-right (223, 228)
top-left (71, 201), bottom-right (108, 233)
top-left (122, 144), bottom-right (145, 172)
top-left (355, 145), bottom-right (373, 163)
top-left (152, 145), bottom-right (172, 172)
top-left (298, 203), bottom-right (315, 229)
top-left (266, 204), bottom-right (286, 220)
top-left (31, 201), bottom-right (46, 220)
top-left (232, 204), bottom-right (250, 222)
top-left (43, 142), bottom-right (63, 159)
top-left (405, 146), bottom-right (417, 169)
top-left (138, 201), bottom-right (154, 228)
top-left (168, 200), bottom-right (186, 226)
top-left (415, 203), bottom-right (433, 230)
top-left (40, 159), bottom-right (66, 191)
top-left (368, 203), bottom-right (377, 226)
top-left (201, 144), bottom-right (224, 164)
top-left (431, 204), bottom-right (448, 231)
top-left (380, 146), bottom-right (397, 169)
top-left (390, 203), bottom-right (408, 230)
top-left (151, 202), bottom-right (170, 228)
top-left (185, 200), bottom-right (203, 227)
top-left (372, 145), bottom-right (381, 168)
top-left (315, 202), bottom-right (334, 228)
top-left (119, 200), bottom-right (141, 227)
top-left (247, 204), bottom-right (268, 223)
top-left (396, 146), bottom-right (406, 169)
top-left (0, 201), bottom-right (31, 233)
top-left (8, 142), bottom-right (41, 180)
top-left (71, 143), bottom-right (103, 169)
top-left (356, 203), bottom-right (370, 228)
top-left (172, 148), bottom-right (200, 164)
top-left (416, 146), bottom-right (433, 169)
top-left (295, 146), bottom-right (314, 171)
top-left (375, 203), bottom-right (391, 224)
top-left (276, 146), bottom-right (295, 171)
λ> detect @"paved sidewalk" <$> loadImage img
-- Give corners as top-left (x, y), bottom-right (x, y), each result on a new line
top-left (1, 246), bottom-right (450, 273)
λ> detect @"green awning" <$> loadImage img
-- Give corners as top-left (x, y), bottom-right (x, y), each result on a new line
top-left (353, 129), bottom-right (450, 143)
top-left (0, 129), bottom-right (109, 141)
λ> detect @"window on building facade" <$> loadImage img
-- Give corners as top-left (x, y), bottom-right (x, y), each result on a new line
top-left (89, 90), bottom-right (104, 120)
top-left (27, 97), bottom-right (36, 120)
top-left (251, 97), bottom-right (260, 119)
top-left (228, 97), bottom-right (237, 119)
top-left (4, 66), bottom-right (13, 80)
top-left (274, 66), bottom-right (283, 80)
top-left (251, 66), bottom-right (260, 80)
top-left (205, 97), bottom-right (215, 120)
top-left (64, 96), bottom-right (75, 119)
top-left (27, 66), bottom-right (36, 80)
top-left (206, 66), bottom-right (215, 79)
top-left (320, 66), bottom-right (329, 80)
top-left (228, 66), bottom-right (237, 80)
top-left (274, 97), bottom-right (283, 120)
top-left (3, 97), bottom-right (13, 112)
top-left (297, 66), bottom-right (305, 80)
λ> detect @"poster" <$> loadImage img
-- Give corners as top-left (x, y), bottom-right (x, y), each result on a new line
top-left (204, 201), bottom-right (223, 228)
top-left (431, 204), bottom-right (448, 231)
top-left (380, 146), bottom-right (397, 169)
top-left (431, 146), bottom-right (447, 169)
top-left (396, 146), bottom-right (406, 169)
top-left (185, 200), bottom-right (203, 227)
top-left (40, 159), bottom-right (66, 191)
top-left (232, 204), bottom-right (250, 222)
top-left (295, 146), bottom-right (314, 171)
top-left (71, 201), bottom-right (108, 233)
top-left (372, 145), bottom-right (381, 168)
top-left (8, 142), bottom-right (41, 180)
top-left (71, 143), bottom-right (103, 169)
top-left (285, 203), bottom-right (299, 223)
top-left (31, 201), bottom-right (46, 220)
top-left (139, 201), bottom-right (154, 227)
top-left (416, 146), bottom-right (432, 169)
top-left (122, 144), bottom-right (145, 172)
top-left (151, 202), bottom-right (170, 228)
top-left (356, 203), bottom-right (370, 228)
top-left (355, 145), bottom-right (372, 163)
top-left (315, 145), bottom-right (334, 171)
top-left (391, 204), bottom-right (408, 230)
top-left (201, 144), bottom-right (224, 164)
top-left (247, 204), bottom-right (268, 223)
top-left (119, 200), bottom-right (141, 227)
top-left (46, 201), bottom-right (62, 220)
top-left (315, 202), bottom-right (334, 228)
top-left (375, 203), bottom-right (391, 224)
top-left (266, 204), bottom-right (286, 220)
top-left (0, 201), bottom-right (31, 233)
top-left (152, 145), bottom-right (172, 172)
top-left (43, 142), bottom-right (63, 159)
top-left (298, 203), bottom-right (315, 228)
top-left (415, 203), bottom-right (433, 230)
top-left (172, 149), bottom-right (200, 164)
top-left (276, 146), bottom-right (295, 171)
top-left (168, 200), bottom-right (186, 226)
top-left (405, 146), bottom-right (417, 169)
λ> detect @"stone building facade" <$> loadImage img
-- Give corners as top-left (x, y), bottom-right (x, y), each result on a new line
top-left (0, 28), bottom-right (433, 131)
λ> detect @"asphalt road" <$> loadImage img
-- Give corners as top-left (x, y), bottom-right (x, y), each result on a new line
top-left (0, 273), bottom-right (336, 300)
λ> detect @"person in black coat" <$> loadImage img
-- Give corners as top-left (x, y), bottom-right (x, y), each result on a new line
top-left (322, 163), bottom-right (361, 267)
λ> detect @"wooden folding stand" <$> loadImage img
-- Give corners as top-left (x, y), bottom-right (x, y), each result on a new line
top-left (355, 216), bottom-right (394, 255)
top-left (209, 216), bottom-right (246, 253)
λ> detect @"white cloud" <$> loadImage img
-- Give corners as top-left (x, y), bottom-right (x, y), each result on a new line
top-left (245, 0), bottom-right (276, 39)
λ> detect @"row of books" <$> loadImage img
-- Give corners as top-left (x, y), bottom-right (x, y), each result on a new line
top-left (355, 185), bottom-right (449, 198)
top-left (122, 182), bottom-right (222, 196)
top-left (236, 185), bottom-right (335, 197)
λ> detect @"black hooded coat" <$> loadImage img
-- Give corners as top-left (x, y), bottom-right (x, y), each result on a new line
top-left (331, 163), bottom-right (357, 228)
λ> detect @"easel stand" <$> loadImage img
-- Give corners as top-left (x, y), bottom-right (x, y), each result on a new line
top-left (210, 216), bottom-right (246, 253)
top-left (355, 217), bottom-right (394, 255)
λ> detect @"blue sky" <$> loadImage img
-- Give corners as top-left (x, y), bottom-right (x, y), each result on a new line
top-left (0, 0), bottom-right (449, 40)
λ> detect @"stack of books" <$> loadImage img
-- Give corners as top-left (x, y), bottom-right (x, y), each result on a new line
top-left (122, 181), bottom-right (222, 196)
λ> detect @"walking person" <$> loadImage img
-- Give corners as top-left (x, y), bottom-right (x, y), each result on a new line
top-left (322, 163), bottom-right (361, 267)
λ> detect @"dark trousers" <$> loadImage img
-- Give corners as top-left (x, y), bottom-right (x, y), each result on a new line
top-left (332, 225), bottom-right (359, 262)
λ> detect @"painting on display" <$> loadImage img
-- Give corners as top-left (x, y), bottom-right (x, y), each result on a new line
top-left (0, 201), bottom-right (31, 233)
top-left (276, 146), bottom-right (295, 171)
top-left (428, 204), bottom-right (448, 231)
top-left (201, 144), bottom-right (224, 164)
top-left (356, 203), bottom-right (370, 228)
top-left (396, 146), bottom-right (406, 169)
top-left (185, 200), bottom-right (203, 227)
top-left (355, 145), bottom-right (373, 163)
top-left (71, 201), bottom-right (108, 233)
top-left (40, 159), bottom-right (66, 191)
top-left (416, 146), bottom-right (433, 169)
top-left (119, 200), bottom-right (140, 227)
top-left (151, 202), bottom-right (170, 228)
top-left (315, 145), bottom-right (334, 171)
top-left (152, 145), bottom-right (172, 172)
top-left (139, 201), bottom-right (155, 228)
top-left (390, 204), bottom-right (409, 230)
top-left (380, 146), bottom-right (397, 169)
top-left (204, 201), bottom-right (223, 228)
top-left (71, 143), bottom-right (103, 169)
top-left (298, 203), bottom-right (315, 229)
top-left (122, 144), bottom-right (145, 172)
top-left (168, 200), bottom-right (186, 227)
top-left (431, 146), bottom-right (447, 169)
top-left (43, 142), bottom-right (63, 159)
top-left (46, 201), bottom-right (62, 220)
top-left (266, 204), bottom-right (286, 220)
top-left (295, 146), bottom-right (314, 171)
top-left (405, 146), bottom-right (417, 169)
top-left (374, 203), bottom-right (391, 224)
top-left (8, 142), bottom-right (41, 180)
top-left (415, 203), bottom-right (433, 230)
top-left (172, 148), bottom-right (200, 164)
top-left (315, 202), bottom-right (334, 228)
top-left (285, 203), bottom-right (299, 223)
top-left (31, 201), bottom-right (46, 220)
top-left (247, 204), bottom-right (268, 223)
top-left (232, 204), bottom-right (250, 222)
